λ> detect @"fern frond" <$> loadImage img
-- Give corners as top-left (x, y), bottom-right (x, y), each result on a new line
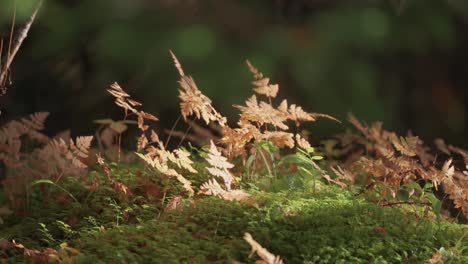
top-left (69, 136), bottom-right (93, 159)
top-left (263, 131), bottom-right (294, 149)
top-left (390, 134), bottom-right (418, 157)
top-left (198, 179), bottom-right (225, 196)
top-left (107, 82), bottom-right (158, 132)
top-left (246, 60), bottom-right (279, 99)
top-left (198, 178), bottom-right (251, 202)
top-left (234, 95), bottom-right (289, 130)
top-left (170, 52), bottom-right (227, 127)
top-left (295, 134), bottom-right (311, 150)
top-left (205, 140), bottom-right (234, 190)
top-left (135, 147), bottom-right (195, 196)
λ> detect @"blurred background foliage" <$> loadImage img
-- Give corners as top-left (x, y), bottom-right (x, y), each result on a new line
top-left (0, 0), bottom-right (467, 147)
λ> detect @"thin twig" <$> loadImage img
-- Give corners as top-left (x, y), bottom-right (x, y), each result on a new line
top-left (382, 201), bottom-right (431, 207)
top-left (177, 119), bottom-right (194, 148)
top-left (7, 4), bottom-right (16, 67)
top-left (165, 115), bottom-right (181, 149)
top-left (0, 39), bottom-right (3, 71)
top-left (0, 0), bottom-right (43, 94)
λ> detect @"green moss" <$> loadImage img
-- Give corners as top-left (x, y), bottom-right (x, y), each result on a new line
top-left (1, 169), bottom-right (467, 264)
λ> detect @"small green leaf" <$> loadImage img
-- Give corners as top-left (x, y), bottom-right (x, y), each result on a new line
top-left (404, 182), bottom-right (422, 191)
top-left (311, 155), bottom-right (323, 160)
top-left (396, 189), bottom-right (410, 201)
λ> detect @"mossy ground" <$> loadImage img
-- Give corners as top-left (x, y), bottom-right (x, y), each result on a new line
top-left (1, 164), bottom-right (467, 264)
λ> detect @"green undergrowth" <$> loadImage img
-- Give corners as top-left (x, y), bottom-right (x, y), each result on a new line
top-left (1, 166), bottom-right (466, 264)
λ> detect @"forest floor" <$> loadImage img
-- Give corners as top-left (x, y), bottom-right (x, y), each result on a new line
top-left (0, 161), bottom-right (466, 264)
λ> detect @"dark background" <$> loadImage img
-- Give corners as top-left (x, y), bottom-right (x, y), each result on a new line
top-left (0, 0), bottom-right (467, 148)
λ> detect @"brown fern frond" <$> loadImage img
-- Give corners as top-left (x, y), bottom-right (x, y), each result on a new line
top-left (285, 102), bottom-right (339, 125)
top-left (137, 134), bottom-right (148, 151)
top-left (198, 179), bottom-right (225, 196)
top-left (0, 112), bottom-right (50, 163)
top-left (330, 165), bottom-right (355, 184)
top-left (234, 95), bottom-right (289, 130)
top-left (198, 178), bottom-right (251, 202)
top-left (20, 112), bottom-right (49, 131)
top-left (69, 136), bottom-right (93, 159)
top-left (135, 146), bottom-right (195, 196)
top-left (220, 123), bottom-right (261, 158)
top-left (246, 60), bottom-right (278, 99)
top-left (205, 140), bottom-right (235, 190)
top-left (40, 136), bottom-right (93, 170)
top-left (435, 138), bottom-right (468, 161)
top-left (107, 82), bottom-right (158, 132)
top-left (170, 52), bottom-right (227, 127)
top-left (390, 134), bottom-right (418, 157)
top-left (263, 131), bottom-right (294, 149)
top-left (295, 134), bottom-right (311, 150)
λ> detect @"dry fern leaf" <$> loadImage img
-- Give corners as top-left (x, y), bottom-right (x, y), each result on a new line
top-left (234, 95), bottom-right (289, 130)
top-left (205, 140), bottom-right (235, 190)
top-left (295, 134), bottom-right (311, 151)
top-left (135, 147), bottom-right (195, 196)
top-left (283, 101), bottom-right (339, 125)
top-left (243, 233), bottom-right (284, 264)
top-left (390, 134), bottom-right (418, 157)
top-left (170, 51), bottom-right (227, 126)
top-left (137, 134), bottom-right (148, 151)
top-left (263, 131), bottom-right (294, 149)
top-left (198, 179), bottom-right (251, 203)
top-left (246, 60), bottom-right (279, 99)
top-left (69, 136), bottom-right (93, 159)
top-left (440, 159), bottom-right (468, 217)
top-left (330, 166), bottom-right (355, 184)
top-left (20, 112), bottom-right (49, 131)
top-left (435, 138), bottom-right (468, 161)
top-left (162, 195), bottom-right (183, 215)
top-left (220, 123), bottom-right (261, 159)
top-left (107, 82), bottom-right (158, 132)
top-left (198, 179), bottom-right (225, 196)
top-left (41, 136), bottom-right (93, 170)
top-left (0, 112), bottom-right (49, 145)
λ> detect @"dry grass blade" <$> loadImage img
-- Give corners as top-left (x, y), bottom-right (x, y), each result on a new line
top-left (243, 233), bottom-right (284, 264)
top-left (0, 0), bottom-right (43, 94)
top-left (169, 50), bottom-right (185, 76)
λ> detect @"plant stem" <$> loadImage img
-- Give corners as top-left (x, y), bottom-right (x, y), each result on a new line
top-left (165, 115), bottom-right (181, 148)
